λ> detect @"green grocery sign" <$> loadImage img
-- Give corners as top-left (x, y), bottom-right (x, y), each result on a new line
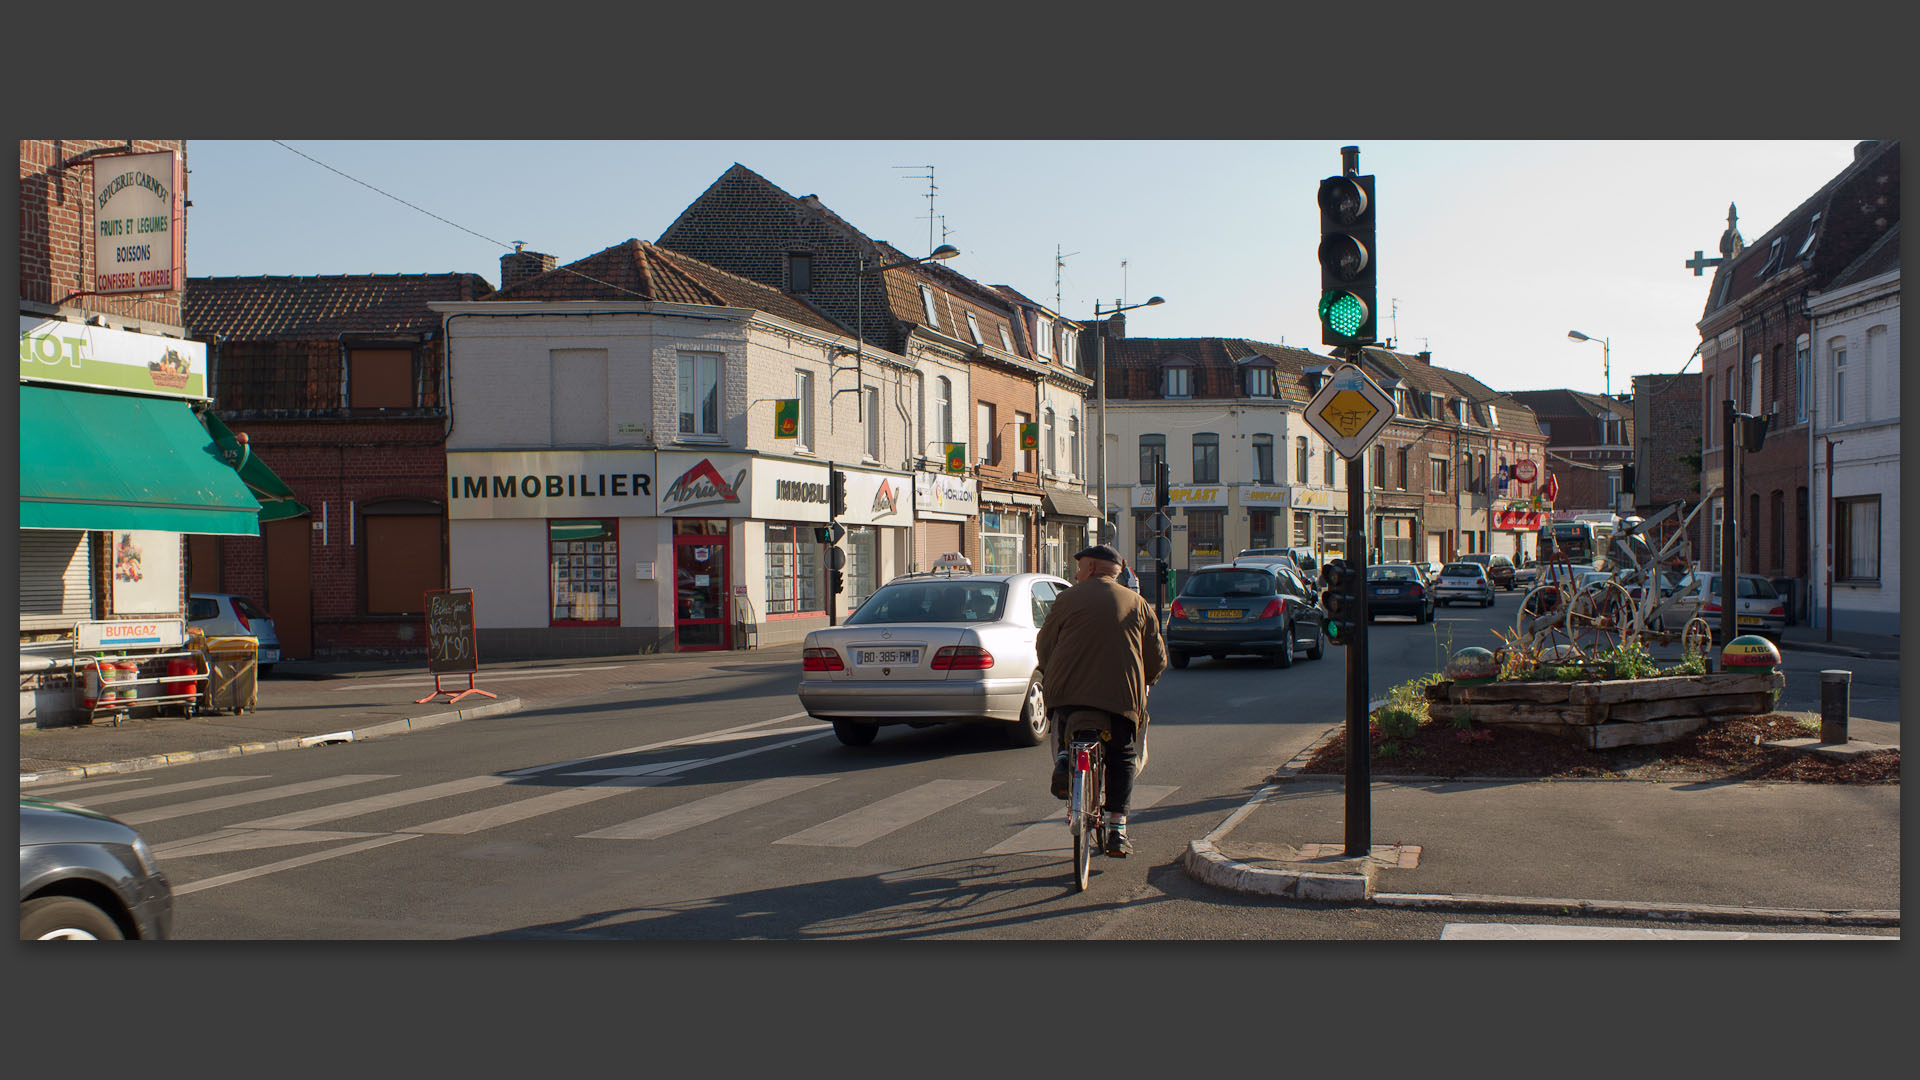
top-left (19, 316), bottom-right (207, 400)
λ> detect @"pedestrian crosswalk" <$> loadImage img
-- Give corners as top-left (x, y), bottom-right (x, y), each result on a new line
top-left (38, 734), bottom-right (1184, 898)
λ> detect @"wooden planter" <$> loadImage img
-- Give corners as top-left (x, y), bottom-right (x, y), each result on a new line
top-left (1423, 671), bottom-right (1785, 749)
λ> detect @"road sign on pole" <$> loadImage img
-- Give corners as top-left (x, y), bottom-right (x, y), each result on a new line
top-left (1304, 363), bottom-right (1395, 459)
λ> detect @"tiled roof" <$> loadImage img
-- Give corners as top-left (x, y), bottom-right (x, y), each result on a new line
top-left (1826, 221), bottom-right (1900, 290)
top-left (184, 273), bottom-right (494, 341)
top-left (485, 239), bottom-right (845, 335)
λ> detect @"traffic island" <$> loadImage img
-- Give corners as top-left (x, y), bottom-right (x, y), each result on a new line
top-left (1423, 670), bottom-right (1785, 749)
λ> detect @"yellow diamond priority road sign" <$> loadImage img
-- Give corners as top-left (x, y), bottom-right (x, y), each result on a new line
top-left (1305, 363), bottom-right (1395, 458)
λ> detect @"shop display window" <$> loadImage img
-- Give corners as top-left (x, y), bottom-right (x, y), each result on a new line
top-left (551, 519), bottom-right (618, 625)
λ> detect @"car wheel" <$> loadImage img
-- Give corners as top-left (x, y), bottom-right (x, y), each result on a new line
top-left (831, 720), bottom-right (879, 747)
top-left (1007, 676), bottom-right (1048, 747)
top-left (1271, 624), bottom-right (1294, 668)
top-left (21, 896), bottom-right (125, 940)
top-left (1306, 625), bottom-right (1325, 660)
top-left (1169, 651), bottom-right (1190, 670)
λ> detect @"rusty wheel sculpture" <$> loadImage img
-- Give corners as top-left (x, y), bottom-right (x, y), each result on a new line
top-left (1682, 617), bottom-right (1714, 660)
top-left (1567, 581), bottom-right (1632, 658)
top-left (1516, 582), bottom-right (1575, 659)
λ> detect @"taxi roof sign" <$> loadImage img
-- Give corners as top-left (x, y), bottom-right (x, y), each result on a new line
top-left (1305, 363), bottom-right (1395, 459)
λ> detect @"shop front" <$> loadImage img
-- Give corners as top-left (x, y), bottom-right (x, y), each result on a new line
top-left (1240, 485), bottom-right (1288, 555)
top-left (827, 464), bottom-right (915, 613)
top-left (1040, 485), bottom-right (1100, 578)
top-left (912, 470), bottom-right (976, 571)
top-left (978, 490), bottom-right (1040, 575)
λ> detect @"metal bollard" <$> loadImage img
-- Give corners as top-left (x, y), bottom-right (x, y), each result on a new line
top-left (1819, 669), bottom-right (1851, 744)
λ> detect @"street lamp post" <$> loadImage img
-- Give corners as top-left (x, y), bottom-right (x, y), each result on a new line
top-left (1089, 295), bottom-right (1165, 540)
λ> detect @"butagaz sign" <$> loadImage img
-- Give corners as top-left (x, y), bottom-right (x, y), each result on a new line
top-left (93, 151), bottom-right (183, 294)
top-left (447, 451), bottom-right (656, 519)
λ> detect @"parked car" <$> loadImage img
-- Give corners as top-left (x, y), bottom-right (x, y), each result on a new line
top-left (1659, 572), bottom-right (1787, 641)
top-left (20, 796), bottom-right (172, 940)
top-left (1166, 563), bottom-right (1324, 669)
top-left (187, 592), bottom-right (282, 675)
top-left (1433, 562), bottom-right (1496, 607)
top-left (1239, 546), bottom-right (1318, 578)
top-left (1457, 552), bottom-right (1517, 590)
top-left (1365, 563), bottom-right (1434, 622)
top-left (797, 572), bottom-right (1071, 747)
top-left (1513, 562), bottom-right (1540, 588)
top-left (1419, 561), bottom-right (1445, 582)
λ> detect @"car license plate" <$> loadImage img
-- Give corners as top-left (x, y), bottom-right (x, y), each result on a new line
top-left (1372, 587), bottom-right (1395, 596)
top-left (855, 648), bottom-right (919, 665)
top-left (1737, 616), bottom-right (1763, 626)
top-left (1204, 609), bottom-right (1243, 620)
top-left (258, 648), bottom-right (280, 664)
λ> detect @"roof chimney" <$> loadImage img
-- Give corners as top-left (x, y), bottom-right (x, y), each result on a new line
top-left (500, 243), bottom-right (557, 290)
top-left (1416, 349), bottom-right (1432, 365)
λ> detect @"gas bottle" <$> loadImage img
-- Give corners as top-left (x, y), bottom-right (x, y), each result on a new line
top-left (82, 656), bottom-right (108, 709)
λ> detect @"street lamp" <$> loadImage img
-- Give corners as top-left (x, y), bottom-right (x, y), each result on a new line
top-left (1089, 295), bottom-right (1165, 538)
top-left (853, 244), bottom-right (960, 422)
top-left (1568, 328), bottom-right (1617, 452)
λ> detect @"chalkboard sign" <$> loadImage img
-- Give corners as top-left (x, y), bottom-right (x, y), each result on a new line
top-left (424, 588), bottom-right (478, 674)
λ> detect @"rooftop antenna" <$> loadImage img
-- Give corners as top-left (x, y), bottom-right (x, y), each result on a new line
top-left (939, 214), bottom-right (956, 245)
top-left (1055, 245), bottom-right (1081, 312)
top-left (1121, 259), bottom-right (1129, 307)
top-left (1391, 297), bottom-right (1400, 345)
top-left (894, 164), bottom-right (937, 255)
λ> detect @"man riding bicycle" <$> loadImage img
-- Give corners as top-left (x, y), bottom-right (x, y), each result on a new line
top-left (1034, 543), bottom-right (1167, 856)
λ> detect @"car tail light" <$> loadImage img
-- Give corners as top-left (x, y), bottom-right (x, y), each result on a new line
top-left (801, 648), bottom-right (844, 671)
top-left (1258, 598), bottom-right (1283, 619)
top-left (232, 602), bottom-right (251, 632)
top-left (1768, 605), bottom-right (1784, 617)
top-left (932, 645), bottom-right (994, 670)
top-left (1408, 584), bottom-right (1423, 597)
top-left (1702, 601), bottom-right (1720, 615)
top-left (1171, 599), bottom-right (1187, 620)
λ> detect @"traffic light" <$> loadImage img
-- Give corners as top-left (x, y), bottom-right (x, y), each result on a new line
top-left (829, 568), bottom-right (845, 595)
top-left (829, 468), bottom-right (848, 518)
top-left (1317, 173), bottom-right (1377, 347)
top-left (1153, 458), bottom-right (1170, 511)
top-left (1318, 558), bottom-right (1359, 646)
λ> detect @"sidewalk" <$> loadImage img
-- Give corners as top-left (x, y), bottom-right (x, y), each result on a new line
top-left (20, 645), bottom-right (807, 786)
top-left (1777, 622), bottom-right (1899, 661)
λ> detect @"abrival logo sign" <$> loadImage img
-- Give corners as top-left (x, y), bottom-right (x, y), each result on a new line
top-left (663, 459), bottom-right (746, 512)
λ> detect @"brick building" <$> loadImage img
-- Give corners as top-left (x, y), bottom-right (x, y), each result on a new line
top-left (1695, 138), bottom-right (1899, 626)
top-left (184, 271), bottom-right (496, 660)
top-left (1506, 388), bottom-right (1636, 518)
top-left (1631, 371), bottom-right (1706, 565)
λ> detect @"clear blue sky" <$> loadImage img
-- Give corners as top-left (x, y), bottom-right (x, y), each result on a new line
top-left (182, 139), bottom-right (1865, 398)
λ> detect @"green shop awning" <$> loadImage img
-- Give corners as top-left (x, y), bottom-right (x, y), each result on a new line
top-left (202, 410), bottom-right (309, 523)
top-left (19, 385), bottom-right (263, 535)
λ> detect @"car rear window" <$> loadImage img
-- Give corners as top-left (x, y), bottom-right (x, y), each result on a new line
top-left (845, 582), bottom-right (1007, 625)
top-left (1442, 564), bottom-right (1481, 576)
top-left (1368, 566), bottom-right (1418, 581)
top-left (1181, 571), bottom-right (1275, 598)
top-left (187, 597), bottom-right (220, 620)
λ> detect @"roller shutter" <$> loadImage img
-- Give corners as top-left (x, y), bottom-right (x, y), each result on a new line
top-left (21, 530), bottom-right (93, 631)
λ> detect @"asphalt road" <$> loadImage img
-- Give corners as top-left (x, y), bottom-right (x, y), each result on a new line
top-left (30, 591), bottom-right (1889, 940)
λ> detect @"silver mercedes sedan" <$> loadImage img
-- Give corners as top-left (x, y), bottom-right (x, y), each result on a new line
top-left (797, 571), bottom-right (1073, 748)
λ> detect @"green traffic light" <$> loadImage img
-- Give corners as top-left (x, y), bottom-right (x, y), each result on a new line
top-left (1319, 290), bottom-right (1368, 336)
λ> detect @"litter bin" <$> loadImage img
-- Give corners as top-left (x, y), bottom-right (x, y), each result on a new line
top-left (202, 635), bottom-right (258, 715)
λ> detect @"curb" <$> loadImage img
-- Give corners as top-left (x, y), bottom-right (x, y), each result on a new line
top-left (18, 697), bottom-right (523, 788)
top-left (1370, 892), bottom-right (1900, 928)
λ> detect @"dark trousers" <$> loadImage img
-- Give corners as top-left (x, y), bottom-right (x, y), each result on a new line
top-left (1055, 709), bottom-right (1139, 816)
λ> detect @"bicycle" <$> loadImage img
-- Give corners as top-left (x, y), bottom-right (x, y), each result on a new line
top-left (1065, 726), bottom-right (1110, 892)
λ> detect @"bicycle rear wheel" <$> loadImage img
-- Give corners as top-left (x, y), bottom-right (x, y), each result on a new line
top-left (1069, 764), bottom-right (1093, 892)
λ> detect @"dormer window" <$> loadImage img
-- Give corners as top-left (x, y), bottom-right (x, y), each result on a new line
top-left (920, 285), bottom-right (940, 329)
top-left (1245, 366), bottom-right (1273, 397)
top-left (1164, 365), bottom-right (1192, 399)
top-left (1452, 399), bottom-right (1466, 423)
top-left (998, 325), bottom-right (1013, 352)
top-left (1797, 213), bottom-right (1821, 259)
top-left (1757, 236), bottom-right (1785, 279)
top-left (1429, 393), bottom-right (1443, 418)
top-left (1035, 315), bottom-right (1054, 360)
top-left (1487, 404), bottom-right (1499, 427)
top-left (965, 311), bottom-right (983, 346)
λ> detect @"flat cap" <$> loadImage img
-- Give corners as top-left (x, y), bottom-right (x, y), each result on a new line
top-left (1074, 543), bottom-right (1124, 564)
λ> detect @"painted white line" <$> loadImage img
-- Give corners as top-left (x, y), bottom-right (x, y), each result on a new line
top-left (580, 777), bottom-right (839, 840)
top-left (154, 828), bottom-right (387, 859)
top-left (563, 760), bottom-right (706, 777)
top-left (1440, 922), bottom-right (1898, 941)
top-left (117, 775), bottom-right (395, 826)
top-left (22, 776), bottom-right (158, 796)
top-left (773, 779), bottom-right (1003, 848)
top-left (986, 784), bottom-right (1179, 856)
top-left (231, 774), bottom-right (516, 829)
top-left (398, 778), bottom-right (667, 835)
top-left (52, 775), bottom-right (268, 807)
top-left (504, 713), bottom-right (812, 776)
top-left (326, 666), bottom-right (637, 690)
top-left (172, 834), bottom-right (421, 897)
top-left (681, 722), bottom-right (830, 745)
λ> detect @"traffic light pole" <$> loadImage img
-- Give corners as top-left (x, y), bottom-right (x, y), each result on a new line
top-left (1344, 381), bottom-right (1372, 858)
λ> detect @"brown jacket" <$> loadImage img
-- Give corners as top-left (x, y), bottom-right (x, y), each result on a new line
top-left (1035, 575), bottom-right (1166, 724)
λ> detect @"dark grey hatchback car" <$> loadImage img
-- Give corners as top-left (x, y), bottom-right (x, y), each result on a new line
top-left (1166, 563), bottom-right (1326, 669)
top-left (20, 796), bottom-right (173, 940)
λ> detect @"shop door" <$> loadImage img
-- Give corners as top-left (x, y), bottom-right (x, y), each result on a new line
top-left (263, 517), bottom-right (312, 660)
top-left (672, 533), bottom-right (730, 651)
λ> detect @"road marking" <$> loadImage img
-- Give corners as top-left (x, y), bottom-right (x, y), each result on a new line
top-left (773, 779), bottom-right (1003, 848)
top-left (58, 775), bottom-right (269, 807)
top-left (985, 785), bottom-right (1180, 856)
top-left (398, 778), bottom-right (666, 835)
top-left (563, 760), bottom-right (705, 777)
top-left (580, 777), bottom-right (839, 840)
top-left (681, 723), bottom-right (830, 746)
top-left (326, 666), bottom-right (636, 690)
top-left (172, 834), bottom-right (421, 896)
top-left (116, 775), bottom-right (395, 825)
top-left (505, 713), bottom-right (812, 776)
top-left (1439, 923), bottom-right (1897, 941)
top-left (231, 774), bottom-right (517, 829)
top-left (154, 828), bottom-right (388, 858)
top-left (23, 776), bottom-right (158, 796)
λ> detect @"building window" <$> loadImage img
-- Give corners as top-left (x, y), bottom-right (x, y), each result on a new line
top-left (677, 353), bottom-right (721, 436)
top-left (1248, 509), bottom-right (1276, 549)
top-left (1193, 432), bottom-right (1219, 483)
top-left (864, 386), bottom-right (881, 459)
top-left (349, 348), bottom-right (414, 409)
top-left (1295, 436), bottom-right (1309, 483)
top-left (1770, 489), bottom-right (1785, 571)
top-left (981, 509), bottom-right (1027, 575)
top-left (1374, 444), bottom-right (1386, 489)
top-left (1060, 329), bottom-right (1076, 371)
top-left (1044, 408), bottom-right (1057, 475)
top-left (979, 401), bottom-right (997, 466)
top-left (998, 325), bottom-right (1014, 352)
top-left (1398, 447), bottom-right (1410, 491)
top-left (1014, 410), bottom-right (1032, 473)
top-left (1187, 509), bottom-right (1224, 564)
top-left (1252, 434), bottom-right (1274, 484)
top-left (1430, 457), bottom-right (1448, 494)
top-left (1324, 447), bottom-right (1336, 487)
top-left (1487, 404), bottom-right (1498, 427)
top-left (1830, 341), bottom-right (1847, 423)
top-left (1704, 375), bottom-right (1715, 445)
top-left (965, 311), bottom-right (983, 346)
top-left (1246, 366), bottom-right (1273, 397)
top-left (765, 523), bottom-right (823, 615)
top-left (787, 253), bottom-right (812, 293)
top-left (794, 370), bottom-right (814, 451)
top-left (1069, 415), bottom-right (1081, 479)
top-left (1164, 366), bottom-right (1191, 398)
top-left (1834, 496), bottom-right (1879, 582)
top-left (549, 518), bottom-right (618, 625)
top-left (935, 376), bottom-right (953, 446)
top-left (1139, 434), bottom-right (1165, 483)
top-left (920, 285), bottom-right (940, 330)
top-left (1865, 325), bottom-right (1886, 422)
top-left (1034, 316), bottom-right (1054, 360)
top-left (1293, 510), bottom-right (1312, 548)
top-left (1794, 337), bottom-right (1810, 422)
top-left (846, 525), bottom-right (880, 610)
top-left (1748, 354), bottom-right (1762, 413)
